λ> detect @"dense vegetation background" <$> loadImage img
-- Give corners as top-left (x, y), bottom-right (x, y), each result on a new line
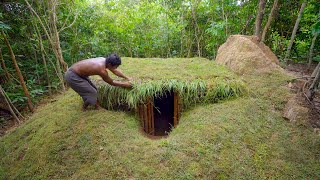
top-left (0, 0), bottom-right (319, 112)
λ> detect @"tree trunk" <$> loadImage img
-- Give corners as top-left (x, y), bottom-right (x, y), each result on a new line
top-left (311, 66), bottom-right (320, 89)
top-left (34, 22), bottom-right (52, 95)
top-left (0, 48), bottom-right (10, 81)
top-left (180, 8), bottom-right (185, 57)
top-left (312, 62), bottom-right (320, 77)
top-left (308, 32), bottom-right (318, 68)
top-left (261, 0), bottom-right (278, 42)
top-left (48, 0), bottom-right (68, 72)
top-left (32, 47), bottom-right (41, 84)
top-left (221, 2), bottom-right (228, 37)
top-left (187, 33), bottom-right (192, 58)
top-left (307, 62), bottom-right (320, 100)
top-left (254, 0), bottom-right (266, 40)
top-left (241, 14), bottom-right (253, 35)
top-left (1, 30), bottom-right (34, 113)
top-left (284, 2), bottom-right (306, 62)
top-left (48, 0), bottom-right (67, 91)
top-left (191, 1), bottom-right (201, 57)
top-left (25, 0), bottom-right (66, 91)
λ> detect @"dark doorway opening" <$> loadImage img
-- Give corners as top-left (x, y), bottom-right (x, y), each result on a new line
top-left (137, 90), bottom-right (180, 137)
top-left (153, 90), bottom-right (174, 136)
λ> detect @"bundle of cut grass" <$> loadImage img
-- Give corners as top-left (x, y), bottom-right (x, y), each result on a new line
top-left (95, 58), bottom-right (247, 110)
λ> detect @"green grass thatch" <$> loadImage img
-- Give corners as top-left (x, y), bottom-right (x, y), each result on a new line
top-left (97, 58), bottom-right (247, 110)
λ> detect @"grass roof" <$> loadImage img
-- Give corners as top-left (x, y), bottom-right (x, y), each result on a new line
top-left (96, 58), bottom-right (247, 110)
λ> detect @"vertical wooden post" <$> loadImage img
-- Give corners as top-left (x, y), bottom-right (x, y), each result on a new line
top-left (173, 92), bottom-right (179, 128)
top-left (177, 93), bottom-right (179, 125)
top-left (2, 30), bottom-right (34, 113)
top-left (147, 98), bottom-right (151, 134)
top-left (147, 98), bottom-right (152, 134)
top-left (138, 104), bottom-right (143, 125)
top-left (138, 94), bottom-right (180, 135)
top-left (141, 103), bottom-right (145, 131)
top-left (150, 100), bottom-right (154, 135)
top-left (137, 99), bottom-right (155, 135)
top-left (143, 103), bottom-right (148, 133)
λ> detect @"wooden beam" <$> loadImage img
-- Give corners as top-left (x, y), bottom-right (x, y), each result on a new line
top-left (143, 103), bottom-right (148, 133)
top-left (150, 99), bottom-right (154, 135)
top-left (174, 92), bottom-right (178, 128)
top-left (177, 93), bottom-right (180, 124)
top-left (147, 98), bottom-right (151, 134)
top-left (138, 104), bottom-right (143, 125)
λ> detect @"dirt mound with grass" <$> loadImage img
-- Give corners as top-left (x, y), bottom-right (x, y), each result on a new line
top-left (1, 58), bottom-right (320, 179)
top-left (215, 35), bottom-right (283, 74)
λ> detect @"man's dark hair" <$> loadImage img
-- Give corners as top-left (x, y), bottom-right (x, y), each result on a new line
top-left (105, 53), bottom-right (121, 67)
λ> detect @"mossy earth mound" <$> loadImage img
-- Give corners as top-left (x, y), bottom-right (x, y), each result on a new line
top-left (1, 58), bottom-right (319, 179)
top-left (96, 58), bottom-right (246, 110)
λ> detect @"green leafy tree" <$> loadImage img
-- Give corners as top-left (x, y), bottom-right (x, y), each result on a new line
top-left (308, 20), bottom-right (320, 67)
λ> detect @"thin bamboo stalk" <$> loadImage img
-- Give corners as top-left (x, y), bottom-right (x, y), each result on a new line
top-left (284, 2), bottom-right (307, 62)
top-left (34, 22), bottom-right (52, 95)
top-left (1, 30), bottom-right (34, 113)
top-left (143, 103), bottom-right (148, 133)
top-left (174, 92), bottom-right (178, 128)
top-left (150, 100), bottom-right (154, 136)
top-left (147, 99), bottom-right (151, 134)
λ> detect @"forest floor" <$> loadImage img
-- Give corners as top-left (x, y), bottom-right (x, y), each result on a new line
top-left (0, 60), bottom-right (320, 179)
top-left (284, 61), bottom-right (320, 128)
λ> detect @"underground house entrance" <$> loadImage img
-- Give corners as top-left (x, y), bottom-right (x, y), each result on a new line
top-left (137, 90), bottom-right (180, 136)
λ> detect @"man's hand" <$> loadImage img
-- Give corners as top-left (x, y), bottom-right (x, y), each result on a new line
top-left (126, 77), bottom-right (134, 81)
top-left (124, 81), bottom-right (133, 88)
top-left (100, 70), bottom-right (132, 88)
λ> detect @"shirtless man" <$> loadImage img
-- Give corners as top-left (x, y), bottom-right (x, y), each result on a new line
top-left (65, 53), bottom-right (132, 111)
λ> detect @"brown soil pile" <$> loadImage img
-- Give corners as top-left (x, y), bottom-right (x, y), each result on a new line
top-left (215, 35), bottom-right (283, 74)
top-left (283, 95), bottom-right (309, 125)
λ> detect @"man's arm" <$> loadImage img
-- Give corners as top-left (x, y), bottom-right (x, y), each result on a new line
top-left (100, 70), bottom-right (132, 88)
top-left (109, 68), bottom-right (132, 81)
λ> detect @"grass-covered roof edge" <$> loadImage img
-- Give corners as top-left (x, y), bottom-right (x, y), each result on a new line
top-left (98, 77), bottom-right (247, 110)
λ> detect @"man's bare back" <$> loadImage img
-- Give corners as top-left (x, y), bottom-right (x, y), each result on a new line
top-left (71, 57), bottom-right (132, 88)
top-left (71, 57), bottom-right (106, 77)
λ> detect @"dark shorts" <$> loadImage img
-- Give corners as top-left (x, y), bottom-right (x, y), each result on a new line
top-left (65, 68), bottom-right (98, 105)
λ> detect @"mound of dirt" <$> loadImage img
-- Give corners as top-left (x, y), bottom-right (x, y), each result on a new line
top-left (215, 35), bottom-right (283, 74)
top-left (283, 95), bottom-right (309, 125)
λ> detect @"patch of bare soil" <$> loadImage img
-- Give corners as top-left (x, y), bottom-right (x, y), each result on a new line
top-left (309, 92), bottom-right (320, 128)
top-left (0, 93), bottom-right (60, 136)
top-left (285, 61), bottom-right (315, 77)
top-left (0, 109), bottom-right (16, 136)
top-left (284, 61), bottom-right (320, 128)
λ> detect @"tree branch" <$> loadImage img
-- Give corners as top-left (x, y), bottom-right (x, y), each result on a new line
top-left (59, 13), bottom-right (78, 33)
top-left (24, 0), bottom-right (53, 45)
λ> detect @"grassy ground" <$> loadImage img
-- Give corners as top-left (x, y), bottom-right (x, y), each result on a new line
top-left (115, 57), bottom-right (236, 80)
top-left (0, 59), bottom-right (319, 179)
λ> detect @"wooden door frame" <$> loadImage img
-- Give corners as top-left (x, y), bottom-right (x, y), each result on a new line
top-left (137, 91), bottom-right (180, 136)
